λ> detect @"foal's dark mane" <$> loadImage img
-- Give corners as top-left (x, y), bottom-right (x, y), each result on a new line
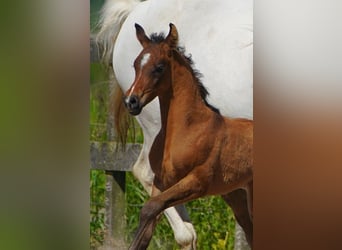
top-left (149, 32), bottom-right (220, 114)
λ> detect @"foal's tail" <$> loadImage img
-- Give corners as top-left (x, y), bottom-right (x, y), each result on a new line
top-left (96, 0), bottom-right (139, 66)
top-left (96, 0), bottom-right (139, 146)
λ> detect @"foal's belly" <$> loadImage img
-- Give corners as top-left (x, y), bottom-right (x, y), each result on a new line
top-left (207, 174), bottom-right (252, 196)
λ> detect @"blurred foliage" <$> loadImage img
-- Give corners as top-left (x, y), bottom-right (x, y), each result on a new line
top-left (90, 0), bottom-right (105, 32)
top-left (90, 63), bottom-right (109, 142)
top-left (90, 170), bottom-right (106, 250)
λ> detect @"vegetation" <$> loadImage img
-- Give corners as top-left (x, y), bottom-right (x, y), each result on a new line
top-left (90, 169), bottom-right (106, 249)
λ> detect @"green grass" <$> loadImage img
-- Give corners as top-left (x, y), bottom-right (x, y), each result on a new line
top-left (90, 170), bottom-right (105, 249)
top-left (90, 62), bottom-right (236, 249)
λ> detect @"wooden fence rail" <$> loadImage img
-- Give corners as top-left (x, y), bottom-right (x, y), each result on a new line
top-left (90, 37), bottom-right (249, 250)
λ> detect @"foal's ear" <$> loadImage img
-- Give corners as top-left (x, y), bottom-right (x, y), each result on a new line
top-left (135, 23), bottom-right (150, 48)
top-left (165, 23), bottom-right (178, 48)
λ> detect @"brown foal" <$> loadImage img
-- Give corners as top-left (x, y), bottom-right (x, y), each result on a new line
top-left (124, 23), bottom-right (253, 250)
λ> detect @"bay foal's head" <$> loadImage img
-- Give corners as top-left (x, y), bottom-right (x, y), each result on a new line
top-left (124, 23), bottom-right (179, 115)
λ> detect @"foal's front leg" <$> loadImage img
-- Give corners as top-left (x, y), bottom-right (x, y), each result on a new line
top-left (129, 172), bottom-right (208, 250)
top-left (129, 205), bottom-right (161, 250)
top-left (132, 147), bottom-right (197, 249)
top-left (129, 185), bottom-right (162, 250)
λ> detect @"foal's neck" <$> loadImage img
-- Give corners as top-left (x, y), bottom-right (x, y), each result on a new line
top-left (158, 52), bottom-right (215, 130)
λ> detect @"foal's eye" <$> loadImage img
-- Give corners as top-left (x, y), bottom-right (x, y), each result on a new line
top-left (153, 64), bottom-right (165, 75)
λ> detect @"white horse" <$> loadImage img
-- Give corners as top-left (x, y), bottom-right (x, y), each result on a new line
top-left (97, 0), bottom-right (253, 249)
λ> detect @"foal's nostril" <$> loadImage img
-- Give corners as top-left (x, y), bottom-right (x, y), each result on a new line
top-left (130, 96), bottom-right (138, 105)
top-left (124, 95), bottom-right (140, 110)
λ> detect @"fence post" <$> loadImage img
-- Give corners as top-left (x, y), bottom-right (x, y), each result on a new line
top-left (104, 170), bottom-right (126, 249)
top-left (104, 61), bottom-right (128, 248)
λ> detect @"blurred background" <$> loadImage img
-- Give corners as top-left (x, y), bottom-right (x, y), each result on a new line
top-left (0, 0), bottom-right (341, 250)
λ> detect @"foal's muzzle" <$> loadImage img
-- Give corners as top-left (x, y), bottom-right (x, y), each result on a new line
top-left (123, 95), bottom-right (142, 116)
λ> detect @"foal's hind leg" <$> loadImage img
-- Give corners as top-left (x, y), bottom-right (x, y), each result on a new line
top-left (222, 189), bottom-right (253, 247)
